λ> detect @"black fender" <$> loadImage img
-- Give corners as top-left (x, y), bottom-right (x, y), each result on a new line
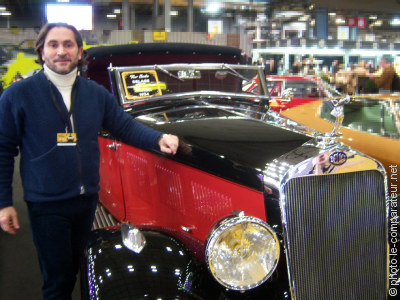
top-left (80, 226), bottom-right (223, 300)
top-left (80, 226), bottom-right (291, 300)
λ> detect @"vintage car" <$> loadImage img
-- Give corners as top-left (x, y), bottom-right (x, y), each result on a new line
top-left (80, 44), bottom-right (389, 300)
top-left (281, 94), bottom-right (400, 193)
top-left (244, 75), bottom-right (341, 113)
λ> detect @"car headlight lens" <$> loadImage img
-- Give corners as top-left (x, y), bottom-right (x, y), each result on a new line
top-left (205, 212), bottom-right (280, 290)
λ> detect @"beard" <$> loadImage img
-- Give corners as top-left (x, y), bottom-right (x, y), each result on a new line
top-left (44, 55), bottom-right (80, 75)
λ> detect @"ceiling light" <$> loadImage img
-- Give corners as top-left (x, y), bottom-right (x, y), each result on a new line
top-left (391, 18), bottom-right (400, 25)
top-left (298, 15), bottom-right (310, 21)
top-left (206, 3), bottom-right (221, 13)
top-left (0, 11), bottom-right (11, 16)
top-left (57, 0), bottom-right (70, 2)
top-left (107, 14), bottom-right (117, 19)
top-left (114, 9), bottom-right (121, 14)
top-left (336, 18), bottom-right (345, 24)
top-left (0, 6), bottom-right (6, 11)
top-left (328, 12), bottom-right (336, 16)
top-left (170, 11), bottom-right (178, 16)
top-left (369, 15), bottom-right (377, 20)
top-left (373, 20), bottom-right (382, 26)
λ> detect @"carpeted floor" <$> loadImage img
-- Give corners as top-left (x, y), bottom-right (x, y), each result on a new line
top-left (0, 156), bottom-right (81, 300)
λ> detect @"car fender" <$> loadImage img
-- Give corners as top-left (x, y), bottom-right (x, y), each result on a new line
top-left (81, 225), bottom-right (292, 300)
top-left (81, 226), bottom-right (223, 300)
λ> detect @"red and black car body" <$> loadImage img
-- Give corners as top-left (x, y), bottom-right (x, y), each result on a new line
top-left (80, 44), bottom-right (390, 300)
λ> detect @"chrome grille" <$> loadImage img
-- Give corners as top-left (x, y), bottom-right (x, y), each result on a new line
top-left (282, 170), bottom-right (387, 300)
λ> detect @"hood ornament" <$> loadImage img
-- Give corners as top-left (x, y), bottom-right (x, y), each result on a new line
top-left (315, 95), bottom-right (351, 148)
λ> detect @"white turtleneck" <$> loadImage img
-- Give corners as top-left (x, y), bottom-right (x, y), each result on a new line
top-left (43, 64), bottom-right (77, 131)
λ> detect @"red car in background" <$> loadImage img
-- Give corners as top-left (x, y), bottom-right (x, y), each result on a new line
top-left (244, 75), bottom-right (341, 113)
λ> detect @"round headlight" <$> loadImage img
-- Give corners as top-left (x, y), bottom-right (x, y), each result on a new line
top-left (205, 213), bottom-right (280, 290)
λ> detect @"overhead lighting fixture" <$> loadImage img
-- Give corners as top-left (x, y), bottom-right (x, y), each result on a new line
top-left (371, 20), bottom-right (382, 27)
top-left (114, 9), bottom-right (121, 14)
top-left (206, 3), bottom-right (221, 13)
top-left (57, 0), bottom-right (70, 2)
top-left (170, 11), bottom-right (178, 16)
top-left (391, 18), bottom-right (400, 26)
top-left (298, 15), bottom-right (310, 21)
top-left (336, 18), bottom-right (345, 24)
top-left (0, 11), bottom-right (11, 16)
top-left (369, 15), bottom-right (378, 20)
top-left (0, 6), bottom-right (6, 11)
top-left (328, 12), bottom-right (336, 16)
top-left (107, 14), bottom-right (117, 19)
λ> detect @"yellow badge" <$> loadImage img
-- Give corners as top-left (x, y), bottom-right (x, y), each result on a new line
top-left (57, 133), bottom-right (77, 146)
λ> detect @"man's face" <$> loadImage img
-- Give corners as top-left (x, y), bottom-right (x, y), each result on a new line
top-left (41, 26), bottom-right (83, 75)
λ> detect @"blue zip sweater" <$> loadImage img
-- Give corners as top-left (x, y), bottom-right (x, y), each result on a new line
top-left (0, 71), bottom-right (162, 208)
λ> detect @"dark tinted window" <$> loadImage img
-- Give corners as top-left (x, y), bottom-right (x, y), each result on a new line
top-left (285, 80), bottom-right (320, 98)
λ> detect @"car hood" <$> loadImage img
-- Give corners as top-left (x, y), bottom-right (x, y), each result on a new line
top-left (137, 107), bottom-right (312, 191)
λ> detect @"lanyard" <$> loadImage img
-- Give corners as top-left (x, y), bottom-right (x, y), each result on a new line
top-left (48, 80), bottom-right (77, 133)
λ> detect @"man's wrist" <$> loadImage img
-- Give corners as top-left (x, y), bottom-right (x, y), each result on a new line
top-left (158, 133), bottom-right (168, 143)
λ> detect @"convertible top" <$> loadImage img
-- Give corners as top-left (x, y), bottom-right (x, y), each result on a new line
top-left (85, 43), bottom-right (245, 63)
top-left (84, 43), bottom-right (246, 91)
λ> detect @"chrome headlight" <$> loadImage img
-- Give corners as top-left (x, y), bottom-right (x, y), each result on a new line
top-left (205, 212), bottom-right (280, 290)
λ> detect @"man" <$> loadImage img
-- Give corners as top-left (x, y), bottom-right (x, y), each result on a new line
top-left (266, 59), bottom-right (278, 75)
top-left (331, 60), bottom-right (339, 75)
top-left (0, 23), bottom-right (178, 299)
top-left (347, 60), bottom-right (369, 94)
top-left (291, 61), bottom-right (301, 75)
top-left (371, 57), bottom-right (395, 93)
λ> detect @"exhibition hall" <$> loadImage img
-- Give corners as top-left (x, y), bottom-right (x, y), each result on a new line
top-left (0, 1), bottom-right (398, 299)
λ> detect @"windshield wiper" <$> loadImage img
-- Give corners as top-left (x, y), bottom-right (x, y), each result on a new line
top-left (222, 63), bottom-right (251, 81)
top-left (154, 65), bottom-right (184, 82)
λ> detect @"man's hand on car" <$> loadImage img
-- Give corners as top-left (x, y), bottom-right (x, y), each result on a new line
top-left (159, 134), bottom-right (179, 155)
top-left (0, 206), bottom-right (20, 234)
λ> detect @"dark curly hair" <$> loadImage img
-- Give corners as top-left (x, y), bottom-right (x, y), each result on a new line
top-left (34, 23), bottom-right (88, 67)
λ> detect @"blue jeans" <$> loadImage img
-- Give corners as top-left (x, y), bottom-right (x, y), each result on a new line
top-left (27, 194), bottom-right (98, 300)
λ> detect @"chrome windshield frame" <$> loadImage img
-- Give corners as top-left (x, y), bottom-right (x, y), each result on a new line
top-left (109, 63), bottom-right (269, 106)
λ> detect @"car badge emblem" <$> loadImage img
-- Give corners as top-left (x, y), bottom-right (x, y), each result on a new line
top-left (329, 151), bottom-right (347, 166)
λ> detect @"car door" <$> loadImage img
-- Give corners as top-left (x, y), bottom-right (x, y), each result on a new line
top-left (98, 131), bottom-right (126, 221)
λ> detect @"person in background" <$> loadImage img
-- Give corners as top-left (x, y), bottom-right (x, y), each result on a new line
top-left (266, 59), bottom-right (278, 75)
top-left (0, 22), bottom-right (179, 300)
top-left (331, 60), bottom-right (340, 75)
top-left (367, 61), bottom-right (375, 74)
top-left (371, 57), bottom-right (395, 93)
top-left (292, 61), bottom-right (301, 74)
top-left (307, 64), bottom-right (316, 75)
top-left (393, 57), bottom-right (400, 75)
top-left (347, 60), bottom-right (369, 95)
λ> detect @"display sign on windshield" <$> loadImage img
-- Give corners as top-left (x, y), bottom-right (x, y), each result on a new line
top-left (121, 70), bottom-right (163, 100)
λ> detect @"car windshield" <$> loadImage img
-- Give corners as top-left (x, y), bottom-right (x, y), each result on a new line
top-left (115, 64), bottom-right (267, 105)
top-left (320, 98), bottom-right (400, 138)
